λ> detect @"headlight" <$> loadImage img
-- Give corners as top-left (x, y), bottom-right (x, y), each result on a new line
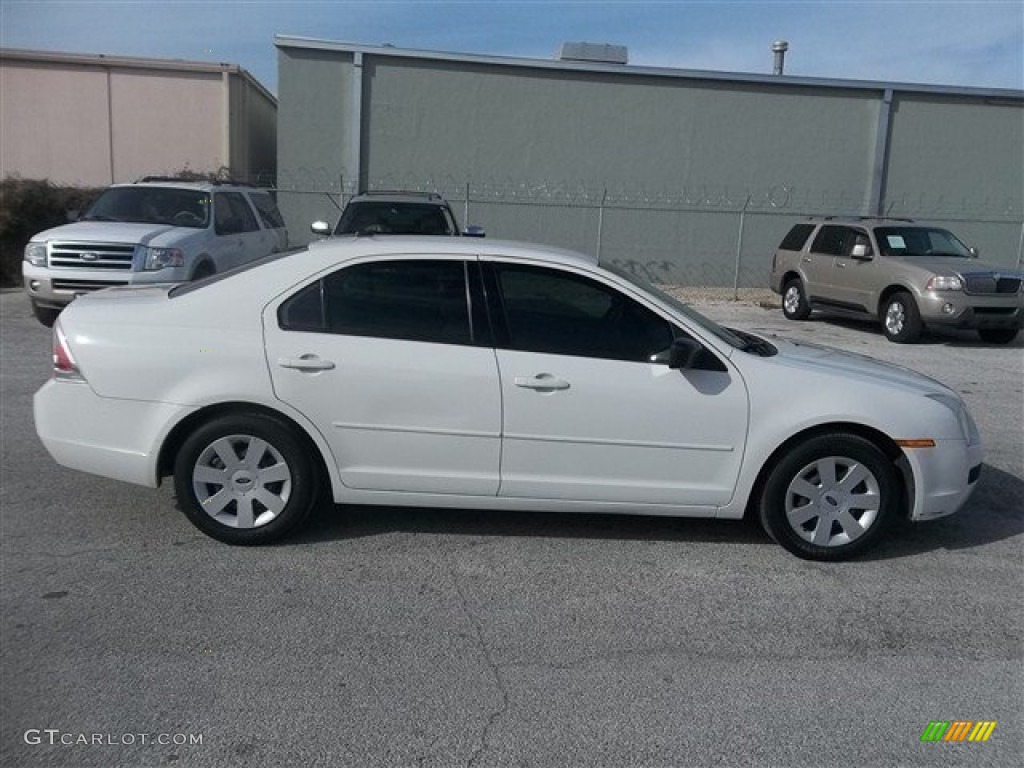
top-left (24, 242), bottom-right (47, 267)
top-left (926, 393), bottom-right (980, 444)
top-left (143, 247), bottom-right (185, 270)
top-left (925, 275), bottom-right (962, 291)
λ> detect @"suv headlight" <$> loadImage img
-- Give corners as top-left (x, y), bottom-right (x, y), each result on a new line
top-left (926, 393), bottom-right (980, 445)
top-left (143, 247), bottom-right (185, 270)
top-left (24, 242), bottom-right (47, 267)
top-left (926, 275), bottom-right (962, 291)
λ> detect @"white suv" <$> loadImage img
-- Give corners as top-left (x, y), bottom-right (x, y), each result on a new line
top-left (23, 178), bottom-right (288, 326)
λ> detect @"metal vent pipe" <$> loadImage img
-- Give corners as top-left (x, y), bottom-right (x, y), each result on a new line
top-left (772, 40), bottom-right (789, 75)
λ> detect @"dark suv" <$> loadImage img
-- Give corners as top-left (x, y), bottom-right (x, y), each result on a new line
top-left (311, 191), bottom-right (484, 238)
top-left (770, 217), bottom-right (1023, 344)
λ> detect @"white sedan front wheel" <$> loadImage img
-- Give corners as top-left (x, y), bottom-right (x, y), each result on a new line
top-left (759, 433), bottom-right (899, 560)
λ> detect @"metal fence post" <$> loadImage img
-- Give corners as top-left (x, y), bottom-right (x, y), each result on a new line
top-left (733, 195), bottom-right (751, 300)
top-left (465, 181), bottom-right (471, 230)
top-left (596, 188), bottom-right (608, 261)
top-left (1017, 220), bottom-right (1023, 269)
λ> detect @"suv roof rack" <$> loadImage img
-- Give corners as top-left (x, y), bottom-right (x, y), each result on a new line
top-left (819, 215), bottom-right (915, 223)
top-left (134, 175), bottom-right (258, 187)
top-left (355, 190), bottom-right (444, 201)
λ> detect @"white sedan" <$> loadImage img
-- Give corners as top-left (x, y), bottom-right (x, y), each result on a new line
top-left (34, 237), bottom-right (983, 560)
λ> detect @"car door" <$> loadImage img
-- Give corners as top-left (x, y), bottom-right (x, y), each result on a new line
top-left (212, 192), bottom-right (269, 270)
top-left (831, 227), bottom-right (876, 312)
top-left (485, 260), bottom-right (749, 507)
top-left (804, 225), bottom-right (856, 304)
top-left (263, 257), bottom-right (502, 495)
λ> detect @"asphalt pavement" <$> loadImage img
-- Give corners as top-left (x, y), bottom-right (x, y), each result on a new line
top-left (2, 288), bottom-right (1021, 768)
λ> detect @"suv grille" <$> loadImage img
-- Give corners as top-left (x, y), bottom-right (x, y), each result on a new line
top-left (963, 274), bottom-right (1022, 295)
top-left (49, 242), bottom-right (136, 270)
top-left (51, 278), bottom-right (127, 292)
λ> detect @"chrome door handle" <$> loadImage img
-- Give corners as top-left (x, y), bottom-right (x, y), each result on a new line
top-left (278, 355), bottom-right (335, 372)
top-left (514, 374), bottom-right (570, 391)
top-left (836, 262), bottom-right (846, 268)
top-left (801, 257), bottom-right (812, 263)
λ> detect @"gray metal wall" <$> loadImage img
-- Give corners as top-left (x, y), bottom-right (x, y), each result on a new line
top-left (275, 39), bottom-right (1024, 286)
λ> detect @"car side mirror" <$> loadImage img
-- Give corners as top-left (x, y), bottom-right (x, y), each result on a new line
top-left (850, 243), bottom-right (872, 260)
top-left (463, 225), bottom-right (486, 238)
top-left (311, 221), bottom-right (331, 236)
top-left (650, 338), bottom-right (704, 370)
top-left (65, 209), bottom-right (80, 223)
top-left (969, 246), bottom-right (980, 259)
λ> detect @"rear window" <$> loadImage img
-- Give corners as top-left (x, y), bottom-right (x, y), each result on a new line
top-left (778, 223), bottom-right (815, 251)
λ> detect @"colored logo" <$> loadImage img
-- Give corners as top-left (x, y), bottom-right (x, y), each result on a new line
top-left (920, 721), bottom-right (997, 742)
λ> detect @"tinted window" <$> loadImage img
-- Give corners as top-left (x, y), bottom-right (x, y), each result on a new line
top-left (810, 225), bottom-right (864, 256)
top-left (779, 223), bottom-right (815, 251)
top-left (278, 282), bottom-right (325, 331)
top-left (279, 260), bottom-right (472, 345)
top-left (215, 192), bottom-right (259, 235)
top-left (493, 264), bottom-right (674, 362)
top-left (249, 191), bottom-right (285, 229)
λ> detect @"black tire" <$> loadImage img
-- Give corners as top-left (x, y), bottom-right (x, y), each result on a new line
top-left (32, 301), bottom-right (61, 328)
top-left (781, 278), bottom-right (811, 320)
top-left (758, 433), bottom-right (900, 561)
top-left (191, 262), bottom-right (215, 280)
top-left (173, 412), bottom-right (318, 545)
top-left (978, 328), bottom-right (1019, 344)
top-left (881, 291), bottom-right (922, 343)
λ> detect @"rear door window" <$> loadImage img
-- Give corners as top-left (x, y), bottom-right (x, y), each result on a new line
top-left (779, 223), bottom-right (815, 251)
top-left (248, 191), bottom-right (286, 230)
top-left (279, 259), bottom-right (481, 346)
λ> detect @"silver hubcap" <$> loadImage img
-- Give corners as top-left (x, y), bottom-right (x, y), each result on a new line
top-left (192, 434), bottom-right (292, 528)
top-left (784, 456), bottom-right (881, 547)
top-left (885, 301), bottom-right (905, 335)
top-left (784, 285), bottom-right (801, 313)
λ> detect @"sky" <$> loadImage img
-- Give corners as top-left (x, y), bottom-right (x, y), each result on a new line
top-left (2, 0), bottom-right (1022, 95)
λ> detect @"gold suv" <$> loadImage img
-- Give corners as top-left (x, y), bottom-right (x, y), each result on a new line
top-left (769, 217), bottom-right (1023, 344)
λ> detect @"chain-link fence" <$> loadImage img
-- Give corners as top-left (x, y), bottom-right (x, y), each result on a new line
top-left (273, 171), bottom-right (1024, 291)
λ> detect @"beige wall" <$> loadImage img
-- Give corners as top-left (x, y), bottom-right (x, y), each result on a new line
top-left (108, 69), bottom-right (224, 182)
top-left (1, 53), bottom-right (277, 187)
top-left (1, 61), bottom-right (114, 184)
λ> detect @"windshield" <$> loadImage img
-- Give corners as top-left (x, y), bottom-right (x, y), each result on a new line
top-left (874, 227), bottom-right (971, 258)
top-left (335, 202), bottom-right (455, 235)
top-left (602, 263), bottom-right (748, 350)
top-left (84, 187), bottom-right (211, 228)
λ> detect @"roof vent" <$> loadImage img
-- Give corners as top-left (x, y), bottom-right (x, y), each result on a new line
top-left (558, 42), bottom-right (628, 65)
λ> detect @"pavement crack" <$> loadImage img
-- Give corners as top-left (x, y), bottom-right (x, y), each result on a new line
top-left (447, 559), bottom-right (510, 768)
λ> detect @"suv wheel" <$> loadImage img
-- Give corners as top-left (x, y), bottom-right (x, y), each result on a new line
top-left (31, 301), bottom-right (61, 328)
top-left (782, 278), bottom-right (811, 321)
top-left (881, 292), bottom-right (922, 343)
top-left (977, 328), bottom-right (1019, 345)
top-left (758, 433), bottom-right (899, 561)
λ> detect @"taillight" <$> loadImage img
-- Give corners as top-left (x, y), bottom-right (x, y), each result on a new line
top-left (53, 323), bottom-right (82, 380)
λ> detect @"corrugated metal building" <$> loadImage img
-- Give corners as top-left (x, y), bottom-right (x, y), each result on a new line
top-left (0, 48), bottom-right (277, 187)
top-left (275, 36), bottom-right (1023, 286)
